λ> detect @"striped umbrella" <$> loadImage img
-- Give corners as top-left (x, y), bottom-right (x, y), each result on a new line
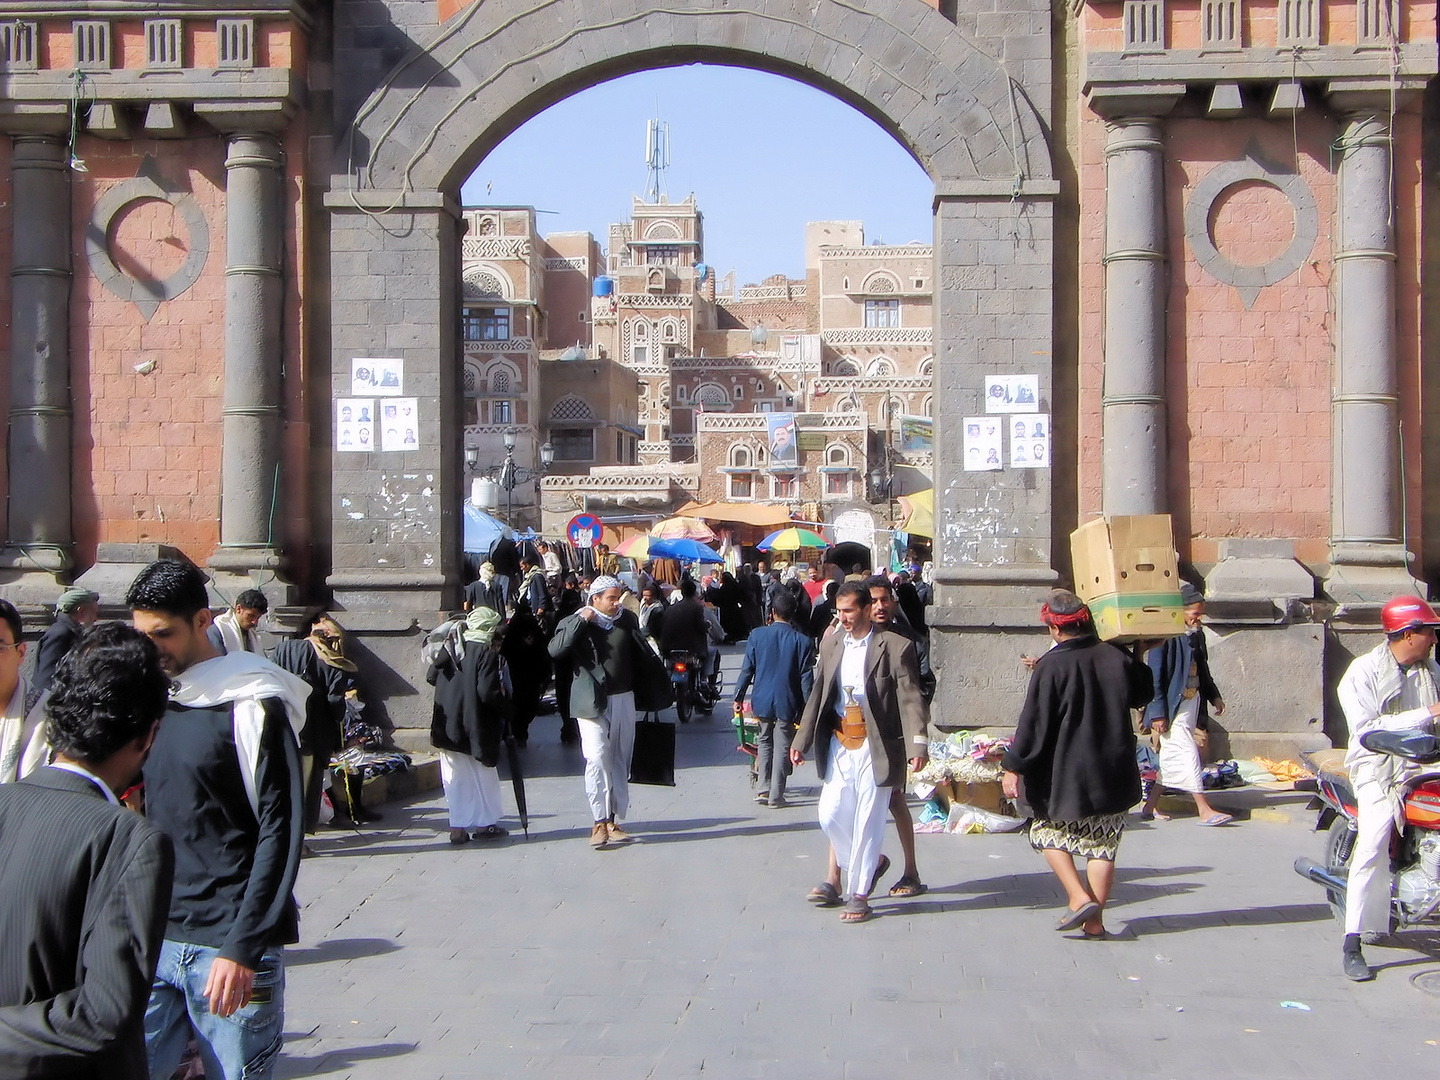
top-left (614, 534), bottom-right (650, 559)
top-left (650, 516), bottom-right (717, 541)
top-left (756, 527), bottom-right (828, 552)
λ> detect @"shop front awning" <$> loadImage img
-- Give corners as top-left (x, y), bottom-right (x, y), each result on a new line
top-left (674, 500), bottom-right (794, 528)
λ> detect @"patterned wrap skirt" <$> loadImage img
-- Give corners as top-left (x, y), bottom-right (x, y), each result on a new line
top-left (1028, 813), bottom-right (1127, 861)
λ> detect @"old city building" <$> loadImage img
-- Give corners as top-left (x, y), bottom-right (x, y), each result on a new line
top-left (1, 0), bottom-right (1437, 753)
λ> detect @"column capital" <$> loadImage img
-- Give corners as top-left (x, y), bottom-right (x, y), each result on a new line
top-left (193, 100), bottom-right (295, 135)
top-left (1085, 87), bottom-right (1183, 121)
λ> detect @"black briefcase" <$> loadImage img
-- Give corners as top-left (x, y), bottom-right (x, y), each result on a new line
top-left (629, 713), bottom-right (676, 787)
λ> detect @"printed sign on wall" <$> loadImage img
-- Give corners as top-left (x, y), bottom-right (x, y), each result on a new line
top-left (335, 399), bottom-right (375, 452)
top-left (379, 398), bottom-right (419, 452)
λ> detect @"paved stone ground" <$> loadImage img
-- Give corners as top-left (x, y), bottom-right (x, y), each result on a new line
top-left (279, 647), bottom-right (1440, 1080)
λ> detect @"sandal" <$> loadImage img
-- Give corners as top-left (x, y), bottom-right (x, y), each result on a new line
top-left (806, 882), bottom-right (842, 907)
top-left (448, 829), bottom-right (471, 846)
top-left (1139, 809), bottom-right (1170, 822)
top-left (472, 825), bottom-right (509, 840)
top-left (840, 896), bottom-right (873, 923)
top-left (888, 875), bottom-right (928, 898)
top-left (1199, 813), bottom-right (1233, 827)
top-left (866, 855), bottom-right (891, 898)
top-left (1055, 901), bottom-right (1101, 932)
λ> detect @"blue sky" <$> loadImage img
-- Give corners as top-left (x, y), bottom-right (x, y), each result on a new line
top-left (459, 64), bottom-right (934, 288)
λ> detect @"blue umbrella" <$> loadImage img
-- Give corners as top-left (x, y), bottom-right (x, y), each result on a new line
top-left (463, 502), bottom-right (512, 555)
top-left (648, 536), bottom-right (725, 563)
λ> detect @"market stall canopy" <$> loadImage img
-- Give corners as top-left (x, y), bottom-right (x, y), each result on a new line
top-left (673, 501), bottom-right (793, 529)
top-left (614, 534), bottom-right (652, 559)
top-left (897, 489), bottom-right (934, 538)
top-left (650, 516), bottom-right (717, 542)
top-left (463, 503), bottom-right (512, 555)
top-left (756, 527), bottom-right (828, 552)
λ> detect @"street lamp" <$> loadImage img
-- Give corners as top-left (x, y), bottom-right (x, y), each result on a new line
top-left (487, 429), bottom-right (555, 527)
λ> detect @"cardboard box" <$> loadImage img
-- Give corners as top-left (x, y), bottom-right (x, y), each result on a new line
top-left (1070, 515), bottom-right (1185, 641)
top-left (1071, 515), bottom-right (1181, 600)
top-left (950, 779), bottom-right (1006, 814)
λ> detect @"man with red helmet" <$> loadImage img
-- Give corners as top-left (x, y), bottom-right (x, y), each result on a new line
top-left (1335, 594), bottom-right (1440, 981)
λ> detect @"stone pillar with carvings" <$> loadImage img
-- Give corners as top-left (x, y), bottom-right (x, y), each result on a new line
top-left (3, 133), bottom-right (73, 600)
top-left (1101, 116), bottom-right (1168, 516)
top-left (210, 131), bottom-right (285, 591)
top-left (1325, 105), bottom-right (1414, 600)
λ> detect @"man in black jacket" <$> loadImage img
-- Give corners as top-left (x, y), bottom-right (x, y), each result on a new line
top-left (128, 561), bottom-right (311, 1080)
top-left (0, 623), bottom-right (174, 1080)
top-left (31, 587), bottom-right (100, 694)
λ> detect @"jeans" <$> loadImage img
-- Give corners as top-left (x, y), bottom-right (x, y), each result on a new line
top-left (754, 719), bottom-right (796, 804)
top-left (146, 940), bottom-right (285, 1080)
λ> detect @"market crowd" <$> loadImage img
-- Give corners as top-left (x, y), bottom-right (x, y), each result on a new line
top-left (0, 537), bottom-right (1432, 1079)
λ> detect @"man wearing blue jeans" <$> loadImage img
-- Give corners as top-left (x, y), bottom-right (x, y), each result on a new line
top-left (128, 561), bottom-right (310, 1080)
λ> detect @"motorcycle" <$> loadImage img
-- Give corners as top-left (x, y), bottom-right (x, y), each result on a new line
top-left (1294, 730), bottom-right (1440, 931)
top-left (667, 651), bottom-right (697, 723)
top-left (666, 650), bottom-right (722, 723)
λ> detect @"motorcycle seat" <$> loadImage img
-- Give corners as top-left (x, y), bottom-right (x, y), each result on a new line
top-left (1304, 748), bottom-right (1349, 781)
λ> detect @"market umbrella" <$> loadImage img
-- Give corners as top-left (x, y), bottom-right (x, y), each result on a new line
top-left (756, 527), bottom-right (828, 552)
top-left (824, 541), bottom-right (873, 573)
top-left (614, 534), bottom-right (651, 559)
top-left (648, 537), bottom-right (725, 563)
top-left (463, 502), bottom-right (512, 554)
top-left (896, 489), bottom-right (934, 538)
top-left (502, 734), bottom-right (529, 838)
top-left (650, 516), bottom-right (717, 542)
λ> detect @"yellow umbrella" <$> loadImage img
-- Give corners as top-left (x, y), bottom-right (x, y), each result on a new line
top-left (614, 534), bottom-right (651, 559)
top-left (756, 527), bottom-right (828, 551)
top-left (651, 516), bottom-right (717, 541)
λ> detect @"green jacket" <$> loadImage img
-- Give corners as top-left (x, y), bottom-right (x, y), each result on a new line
top-left (547, 608), bottom-right (672, 718)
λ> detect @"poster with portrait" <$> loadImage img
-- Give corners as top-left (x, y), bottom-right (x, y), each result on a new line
top-left (335, 398), bottom-right (375, 453)
top-left (351, 357), bottom-right (404, 396)
top-left (1009, 413), bottom-right (1050, 468)
top-left (766, 411), bottom-right (798, 466)
top-left (984, 374), bottom-right (1039, 414)
top-left (962, 416), bottom-right (1003, 472)
top-left (899, 415), bottom-right (933, 453)
top-left (379, 398), bottom-right (420, 452)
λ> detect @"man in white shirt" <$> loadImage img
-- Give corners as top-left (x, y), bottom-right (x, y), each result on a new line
top-left (1335, 595), bottom-right (1440, 981)
top-left (207, 589), bottom-right (268, 655)
top-left (0, 598), bottom-right (42, 784)
top-left (792, 582), bottom-right (929, 923)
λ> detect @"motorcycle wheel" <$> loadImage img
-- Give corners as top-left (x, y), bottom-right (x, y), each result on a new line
top-left (675, 686), bottom-right (691, 724)
top-left (1323, 817), bottom-right (1356, 923)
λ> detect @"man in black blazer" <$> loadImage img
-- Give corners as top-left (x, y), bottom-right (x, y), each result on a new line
top-left (0, 623), bottom-right (175, 1079)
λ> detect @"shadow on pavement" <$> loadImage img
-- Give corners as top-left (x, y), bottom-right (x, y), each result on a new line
top-left (277, 1041), bottom-right (416, 1078)
top-left (1119, 902), bottom-right (1333, 936)
top-left (286, 937), bottom-right (401, 966)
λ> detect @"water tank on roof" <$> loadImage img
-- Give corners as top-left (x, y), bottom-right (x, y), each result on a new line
top-left (592, 276), bottom-right (614, 297)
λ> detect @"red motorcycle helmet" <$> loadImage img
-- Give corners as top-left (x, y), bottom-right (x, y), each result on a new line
top-left (1380, 595), bottom-right (1440, 635)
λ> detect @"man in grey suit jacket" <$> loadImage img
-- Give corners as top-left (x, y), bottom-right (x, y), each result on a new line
top-left (0, 622), bottom-right (175, 1080)
top-left (792, 581), bottom-right (929, 923)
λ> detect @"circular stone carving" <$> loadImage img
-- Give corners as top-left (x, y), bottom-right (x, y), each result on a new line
top-left (86, 173), bottom-right (210, 322)
top-left (1183, 151), bottom-right (1318, 309)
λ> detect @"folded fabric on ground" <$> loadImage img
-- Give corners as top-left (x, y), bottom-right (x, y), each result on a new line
top-left (332, 746), bottom-right (413, 780)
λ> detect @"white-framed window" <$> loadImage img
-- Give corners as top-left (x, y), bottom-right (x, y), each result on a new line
top-left (864, 299), bottom-right (900, 328)
top-left (464, 307), bottom-right (510, 341)
top-left (772, 474), bottom-right (799, 500)
top-left (866, 356), bottom-right (896, 378)
top-left (730, 446), bottom-right (752, 468)
top-left (832, 358), bottom-right (860, 377)
top-left (729, 473), bottom-right (753, 499)
top-left (493, 399), bottom-right (513, 424)
top-left (734, 385), bottom-right (745, 400)
top-left (827, 471), bottom-right (850, 496)
top-left (550, 428), bottom-right (594, 461)
top-left (490, 369), bottom-right (511, 395)
top-left (633, 346), bottom-right (648, 366)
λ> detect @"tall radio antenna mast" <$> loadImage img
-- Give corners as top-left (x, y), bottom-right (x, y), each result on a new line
top-left (644, 117), bottom-right (670, 203)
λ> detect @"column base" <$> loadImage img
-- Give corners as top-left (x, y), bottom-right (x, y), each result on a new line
top-left (0, 544), bottom-right (73, 613)
top-left (206, 546), bottom-right (296, 608)
top-left (1323, 543), bottom-right (1422, 604)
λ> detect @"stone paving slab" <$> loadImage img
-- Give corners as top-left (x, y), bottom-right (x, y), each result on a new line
top-left (278, 647), bottom-right (1440, 1079)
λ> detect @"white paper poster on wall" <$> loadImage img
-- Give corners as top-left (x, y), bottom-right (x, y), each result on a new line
top-left (1009, 413), bottom-right (1050, 468)
top-left (379, 398), bottom-right (420, 452)
top-left (351, 357), bottom-right (404, 396)
top-left (335, 398), bottom-right (375, 453)
top-left (984, 374), bottom-right (1039, 414)
top-left (962, 416), bottom-right (1003, 471)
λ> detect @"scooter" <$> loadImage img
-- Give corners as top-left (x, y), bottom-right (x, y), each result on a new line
top-left (1294, 730), bottom-right (1440, 930)
top-left (667, 651), bottom-right (696, 723)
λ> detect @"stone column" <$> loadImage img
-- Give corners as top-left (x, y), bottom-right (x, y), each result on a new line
top-left (7, 135), bottom-right (73, 567)
top-left (215, 133), bottom-right (284, 571)
top-left (1325, 108), bottom-right (1412, 599)
top-left (1101, 117), bottom-right (1168, 516)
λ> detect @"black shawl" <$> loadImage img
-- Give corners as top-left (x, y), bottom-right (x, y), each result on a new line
top-left (427, 639), bottom-right (509, 766)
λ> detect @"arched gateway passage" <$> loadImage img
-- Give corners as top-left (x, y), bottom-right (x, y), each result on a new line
top-left (326, 0), bottom-right (1058, 720)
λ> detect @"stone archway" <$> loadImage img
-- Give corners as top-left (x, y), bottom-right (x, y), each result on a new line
top-left (325, 0), bottom-right (1058, 720)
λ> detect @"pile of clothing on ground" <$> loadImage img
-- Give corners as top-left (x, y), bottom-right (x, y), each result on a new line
top-left (910, 732), bottom-right (1025, 835)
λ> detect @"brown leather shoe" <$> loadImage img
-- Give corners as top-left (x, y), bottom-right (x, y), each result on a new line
top-left (590, 822), bottom-right (609, 850)
top-left (605, 821), bottom-right (634, 844)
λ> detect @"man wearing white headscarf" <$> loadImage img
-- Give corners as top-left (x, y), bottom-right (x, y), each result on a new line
top-left (548, 576), bottom-right (668, 849)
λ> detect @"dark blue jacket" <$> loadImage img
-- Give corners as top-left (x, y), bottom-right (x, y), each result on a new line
top-left (734, 620), bottom-right (815, 722)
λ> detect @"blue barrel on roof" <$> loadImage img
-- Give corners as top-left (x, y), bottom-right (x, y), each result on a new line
top-left (592, 276), bottom-right (614, 297)
top-left (695, 263), bottom-right (710, 281)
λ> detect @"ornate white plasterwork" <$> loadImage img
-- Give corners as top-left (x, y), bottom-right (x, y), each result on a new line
top-left (615, 293), bottom-right (694, 308)
top-left (822, 328), bottom-right (932, 345)
top-left (463, 237), bottom-right (531, 260)
top-left (543, 256), bottom-right (588, 272)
